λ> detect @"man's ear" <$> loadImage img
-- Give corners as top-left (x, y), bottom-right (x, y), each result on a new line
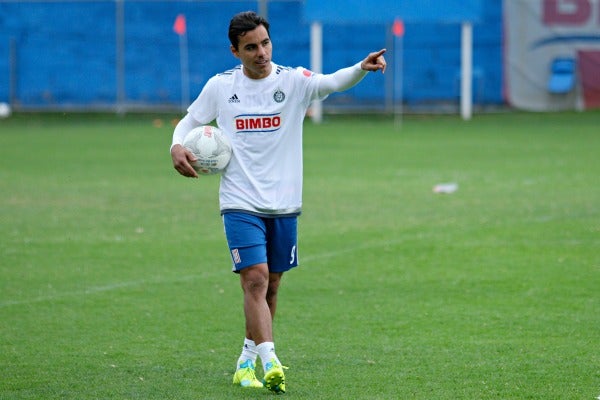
top-left (230, 45), bottom-right (239, 58)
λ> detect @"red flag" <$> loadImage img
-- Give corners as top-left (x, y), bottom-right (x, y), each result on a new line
top-left (392, 18), bottom-right (405, 37)
top-left (173, 14), bottom-right (186, 35)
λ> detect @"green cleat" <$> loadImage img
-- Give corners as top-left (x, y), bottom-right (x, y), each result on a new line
top-left (233, 360), bottom-right (263, 388)
top-left (262, 359), bottom-right (287, 394)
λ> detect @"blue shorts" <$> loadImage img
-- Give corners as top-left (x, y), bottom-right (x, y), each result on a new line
top-left (223, 212), bottom-right (299, 273)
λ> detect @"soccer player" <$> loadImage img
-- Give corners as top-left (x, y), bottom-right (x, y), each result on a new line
top-left (170, 11), bottom-right (386, 393)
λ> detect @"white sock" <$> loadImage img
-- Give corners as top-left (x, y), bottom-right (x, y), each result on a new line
top-left (236, 338), bottom-right (258, 369)
top-left (256, 341), bottom-right (281, 372)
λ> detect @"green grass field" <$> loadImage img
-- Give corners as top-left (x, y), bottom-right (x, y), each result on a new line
top-left (1, 111), bottom-right (599, 399)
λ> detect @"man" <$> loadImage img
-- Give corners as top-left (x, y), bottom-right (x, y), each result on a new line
top-left (170, 11), bottom-right (386, 393)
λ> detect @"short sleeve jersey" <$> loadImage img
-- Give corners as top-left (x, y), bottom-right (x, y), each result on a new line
top-left (187, 62), bottom-right (325, 216)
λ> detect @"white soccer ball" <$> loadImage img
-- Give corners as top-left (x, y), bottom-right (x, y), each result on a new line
top-left (182, 125), bottom-right (232, 175)
top-left (0, 102), bottom-right (11, 118)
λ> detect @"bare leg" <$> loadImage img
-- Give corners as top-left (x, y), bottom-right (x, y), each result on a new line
top-left (266, 272), bottom-right (283, 320)
top-left (239, 266), bottom-right (286, 392)
top-left (240, 263), bottom-right (272, 344)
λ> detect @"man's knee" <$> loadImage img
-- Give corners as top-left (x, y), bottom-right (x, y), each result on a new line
top-left (241, 263), bottom-right (269, 294)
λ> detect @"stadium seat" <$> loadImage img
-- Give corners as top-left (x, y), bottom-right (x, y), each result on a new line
top-left (548, 57), bottom-right (576, 94)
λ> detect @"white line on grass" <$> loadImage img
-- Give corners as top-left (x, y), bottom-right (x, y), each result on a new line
top-left (1, 237), bottom-right (406, 308)
top-left (300, 237), bottom-right (405, 263)
top-left (0, 273), bottom-right (211, 308)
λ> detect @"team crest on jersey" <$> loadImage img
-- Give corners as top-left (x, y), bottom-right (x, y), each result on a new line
top-left (273, 89), bottom-right (285, 103)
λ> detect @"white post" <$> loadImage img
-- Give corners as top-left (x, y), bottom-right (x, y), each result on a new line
top-left (394, 33), bottom-right (403, 128)
top-left (460, 22), bottom-right (473, 120)
top-left (258, 0), bottom-right (268, 19)
top-left (310, 21), bottom-right (323, 123)
top-left (115, 0), bottom-right (125, 114)
top-left (9, 37), bottom-right (17, 106)
top-left (179, 32), bottom-right (190, 112)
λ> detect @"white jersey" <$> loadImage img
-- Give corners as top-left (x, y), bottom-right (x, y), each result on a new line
top-left (187, 62), bottom-right (326, 216)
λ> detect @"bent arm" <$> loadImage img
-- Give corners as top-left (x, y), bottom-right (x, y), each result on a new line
top-left (171, 113), bottom-right (200, 151)
top-left (170, 114), bottom-right (201, 178)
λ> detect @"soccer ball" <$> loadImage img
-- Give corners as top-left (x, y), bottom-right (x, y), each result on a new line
top-left (0, 102), bottom-right (11, 119)
top-left (182, 125), bottom-right (232, 175)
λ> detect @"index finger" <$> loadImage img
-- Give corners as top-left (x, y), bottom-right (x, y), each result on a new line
top-left (372, 49), bottom-right (387, 58)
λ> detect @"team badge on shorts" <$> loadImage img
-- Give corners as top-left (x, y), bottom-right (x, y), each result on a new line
top-left (231, 248), bottom-right (241, 264)
top-left (273, 89), bottom-right (285, 103)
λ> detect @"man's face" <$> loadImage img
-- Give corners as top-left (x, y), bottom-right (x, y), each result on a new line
top-left (231, 24), bottom-right (272, 80)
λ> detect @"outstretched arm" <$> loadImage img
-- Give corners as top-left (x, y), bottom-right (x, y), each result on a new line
top-left (317, 49), bottom-right (386, 97)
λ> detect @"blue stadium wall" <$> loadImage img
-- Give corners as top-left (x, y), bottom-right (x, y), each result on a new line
top-left (0, 0), bottom-right (503, 111)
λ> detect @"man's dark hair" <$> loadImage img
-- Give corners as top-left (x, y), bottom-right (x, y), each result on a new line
top-left (228, 11), bottom-right (270, 50)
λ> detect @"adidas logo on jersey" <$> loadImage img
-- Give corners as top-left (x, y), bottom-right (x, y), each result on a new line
top-left (228, 94), bottom-right (240, 103)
